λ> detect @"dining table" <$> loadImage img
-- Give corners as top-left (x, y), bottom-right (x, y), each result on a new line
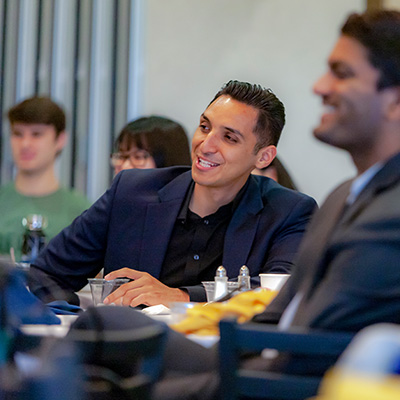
top-left (20, 284), bottom-right (220, 348)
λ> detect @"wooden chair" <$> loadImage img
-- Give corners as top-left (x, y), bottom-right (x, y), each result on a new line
top-left (219, 318), bottom-right (353, 400)
top-left (68, 323), bottom-right (168, 400)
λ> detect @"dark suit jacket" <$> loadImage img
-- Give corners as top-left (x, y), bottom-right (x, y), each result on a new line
top-left (29, 167), bottom-right (316, 305)
top-left (254, 152), bottom-right (400, 333)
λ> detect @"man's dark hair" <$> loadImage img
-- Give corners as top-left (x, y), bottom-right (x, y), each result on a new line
top-left (8, 96), bottom-right (66, 136)
top-left (116, 115), bottom-right (191, 167)
top-left (209, 80), bottom-right (285, 152)
top-left (341, 10), bottom-right (400, 90)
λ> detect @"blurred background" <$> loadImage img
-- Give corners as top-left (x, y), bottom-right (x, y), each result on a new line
top-left (0, 0), bottom-right (398, 204)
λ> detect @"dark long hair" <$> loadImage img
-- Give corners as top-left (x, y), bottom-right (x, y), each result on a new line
top-left (115, 116), bottom-right (191, 167)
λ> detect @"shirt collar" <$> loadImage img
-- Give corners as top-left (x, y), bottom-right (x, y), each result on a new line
top-left (347, 161), bottom-right (384, 205)
top-left (177, 178), bottom-right (250, 222)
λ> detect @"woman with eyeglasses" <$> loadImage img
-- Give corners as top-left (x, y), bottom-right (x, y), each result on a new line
top-left (110, 115), bottom-right (191, 174)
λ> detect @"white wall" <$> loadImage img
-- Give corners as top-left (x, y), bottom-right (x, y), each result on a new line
top-left (385, 0), bottom-right (400, 9)
top-left (139, 0), bottom-right (365, 204)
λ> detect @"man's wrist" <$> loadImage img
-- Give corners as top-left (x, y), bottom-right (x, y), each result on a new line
top-left (177, 288), bottom-right (190, 302)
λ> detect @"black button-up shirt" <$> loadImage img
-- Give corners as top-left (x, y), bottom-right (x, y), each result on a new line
top-left (160, 180), bottom-right (247, 298)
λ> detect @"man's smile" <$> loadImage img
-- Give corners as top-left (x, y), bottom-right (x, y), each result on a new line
top-left (196, 156), bottom-right (220, 169)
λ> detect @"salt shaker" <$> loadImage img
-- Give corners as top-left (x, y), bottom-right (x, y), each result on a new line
top-left (238, 265), bottom-right (251, 291)
top-left (214, 265), bottom-right (228, 300)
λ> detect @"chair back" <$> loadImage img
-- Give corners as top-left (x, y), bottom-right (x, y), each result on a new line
top-left (68, 322), bottom-right (167, 400)
top-left (219, 318), bottom-right (353, 400)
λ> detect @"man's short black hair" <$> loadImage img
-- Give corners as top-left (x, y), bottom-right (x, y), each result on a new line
top-left (209, 80), bottom-right (285, 152)
top-left (341, 10), bottom-right (400, 90)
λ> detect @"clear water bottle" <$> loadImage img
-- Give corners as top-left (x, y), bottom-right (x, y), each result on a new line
top-left (20, 214), bottom-right (47, 264)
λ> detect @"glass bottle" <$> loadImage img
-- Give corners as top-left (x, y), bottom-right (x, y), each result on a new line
top-left (20, 214), bottom-right (47, 265)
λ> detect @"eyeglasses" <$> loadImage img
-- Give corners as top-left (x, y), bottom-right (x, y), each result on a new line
top-left (110, 150), bottom-right (151, 168)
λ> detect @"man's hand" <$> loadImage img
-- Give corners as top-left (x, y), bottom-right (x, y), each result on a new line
top-left (103, 267), bottom-right (190, 307)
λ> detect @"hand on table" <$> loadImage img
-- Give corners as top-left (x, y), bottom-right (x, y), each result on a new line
top-left (103, 267), bottom-right (189, 307)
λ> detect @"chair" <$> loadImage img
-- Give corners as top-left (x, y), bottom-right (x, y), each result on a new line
top-left (219, 318), bottom-right (353, 400)
top-left (68, 322), bottom-right (168, 400)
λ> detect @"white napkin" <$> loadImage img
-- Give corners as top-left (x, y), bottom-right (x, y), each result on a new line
top-left (141, 304), bottom-right (171, 315)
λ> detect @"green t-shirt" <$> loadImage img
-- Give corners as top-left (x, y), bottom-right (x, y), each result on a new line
top-left (0, 183), bottom-right (92, 261)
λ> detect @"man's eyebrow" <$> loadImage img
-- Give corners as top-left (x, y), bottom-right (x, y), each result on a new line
top-left (200, 113), bottom-right (209, 122)
top-left (225, 126), bottom-right (244, 139)
top-left (201, 112), bottom-right (244, 138)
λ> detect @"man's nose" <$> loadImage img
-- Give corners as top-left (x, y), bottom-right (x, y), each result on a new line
top-left (313, 72), bottom-right (333, 96)
top-left (20, 135), bottom-right (32, 147)
top-left (200, 131), bottom-right (218, 153)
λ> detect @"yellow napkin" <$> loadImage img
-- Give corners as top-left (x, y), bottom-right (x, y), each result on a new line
top-left (171, 289), bottom-right (277, 336)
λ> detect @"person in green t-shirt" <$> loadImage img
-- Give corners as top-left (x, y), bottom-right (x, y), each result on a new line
top-left (0, 96), bottom-right (91, 261)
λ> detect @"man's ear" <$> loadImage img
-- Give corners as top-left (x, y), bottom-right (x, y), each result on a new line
top-left (55, 131), bottom-right (67, 152)
top-left (255, 145), bottom-right (277, 169)
top-left (385, 86), bottom-right (400, 121)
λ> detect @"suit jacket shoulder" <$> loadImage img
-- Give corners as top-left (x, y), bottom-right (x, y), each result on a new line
top-left (222, 175), bottom-right (317, 282)
top-left (260, 153), bottom-right (400, 331)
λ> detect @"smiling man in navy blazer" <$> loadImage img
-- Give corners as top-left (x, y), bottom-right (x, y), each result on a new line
top-left (29, 80), bottom-right (316, 307)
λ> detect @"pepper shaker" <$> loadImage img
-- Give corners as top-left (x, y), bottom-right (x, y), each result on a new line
top-left (238, 265), bottom-right (251, 291)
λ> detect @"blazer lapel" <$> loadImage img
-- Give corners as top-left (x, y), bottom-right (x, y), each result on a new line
top-left (223, 177), bottom-right (264, 275)
top-left (294, 179), bottom-right (353, 298)
top-left (138, 172), bottom-right (192, 278)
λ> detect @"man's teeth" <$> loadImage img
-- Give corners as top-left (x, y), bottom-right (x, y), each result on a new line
top-left (199, 158), bottom-right (218, 167)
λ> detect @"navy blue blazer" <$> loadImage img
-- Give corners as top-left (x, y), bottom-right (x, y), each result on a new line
top-left (29, 167), bottom-right (316, 304)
